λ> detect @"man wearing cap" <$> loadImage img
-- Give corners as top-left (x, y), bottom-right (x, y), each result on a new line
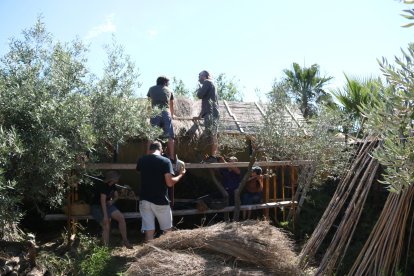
top-left (147, 75), bottom-right (175, 161)
top-left (197, 70), bottom-right (219, 160)
top-left (137, 140), bottom-right (186, 242)
top-left (91, 170), bottom-right (132, 248)
top-left (242, 166), bottom-right (264, 219)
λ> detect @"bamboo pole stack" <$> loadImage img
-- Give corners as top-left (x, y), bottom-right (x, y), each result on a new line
top-left (348, 185), bottom-right (414, 275)
top-left (315, 156), bottom-right (380, 275)
top-left (299, 139), bottom-right (378, 268)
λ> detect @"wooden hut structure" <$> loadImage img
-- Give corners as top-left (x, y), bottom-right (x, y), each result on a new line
top-left (45, 98), bottom-right (309, 227)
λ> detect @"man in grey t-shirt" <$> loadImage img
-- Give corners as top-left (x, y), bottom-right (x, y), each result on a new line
top-left (147, 76), bottom-right (175, 160)
top-left (197, 70), bottom-right (219, 159)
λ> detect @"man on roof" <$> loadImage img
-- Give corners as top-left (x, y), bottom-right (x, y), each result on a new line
top-left (197, 70), bottom-right (219, 161)
top-left (147, 75), bottom-right (175, 162)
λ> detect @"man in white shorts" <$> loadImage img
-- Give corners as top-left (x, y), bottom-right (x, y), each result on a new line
top-left (136, 141), bottom-right (186, 242)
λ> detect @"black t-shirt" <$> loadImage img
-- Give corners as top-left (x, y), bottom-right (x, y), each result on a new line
top-left (93, 182), bottom-right (117, 205)
top-left (136, 154), bottom-right (174, 205)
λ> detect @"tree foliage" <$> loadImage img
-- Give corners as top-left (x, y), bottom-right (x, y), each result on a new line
top-left (90, 37), bottom-right (155, 158)
top-left (331, 75), bottom-right (389, 137)
top-left (215, 73), bottom-right (243, 102)
top-left (260, 79), bottom-right (352, 185)
top-left (0, 127), bottom-right (24, 240)
top-left (171, 77), bottom-right (191, 98)
top-left (362, 43), bottom-right (414, 193)
top-left (283, 63), bottom-right (333, 118)
top-left (0, 18), bottom-right (152, 233)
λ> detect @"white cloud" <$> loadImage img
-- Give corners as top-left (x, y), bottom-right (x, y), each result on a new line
top-left (85, 14), bottom-right (116, 40)
top-left (147, 29), bottom-right (159, 37)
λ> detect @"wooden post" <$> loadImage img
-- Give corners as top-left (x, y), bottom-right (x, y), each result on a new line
top-left (264, 174), bottom-right (270, 219)
top-left (290, 166), bottom-right (296, 229)
top-left (282, 165), bottom-right (285, 222)
top-left (273, 168), bottom-right (278, 223)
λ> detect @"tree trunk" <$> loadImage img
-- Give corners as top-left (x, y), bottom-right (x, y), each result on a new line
top-left (233, 151), bottom-right (258, 221)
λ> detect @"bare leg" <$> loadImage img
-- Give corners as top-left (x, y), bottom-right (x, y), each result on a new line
top-left (101, 220), bottom-right (110, 246)
top-left (168, 138), bottom-right (175, 160)
top-left (144, 230), bottom-right (155, 242)
top-left (111, 211), bottom-right (132, 248)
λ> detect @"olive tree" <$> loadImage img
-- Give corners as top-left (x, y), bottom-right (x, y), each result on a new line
top-left (89, 37), bottom-right (156, 159)
top-left (0, 19), bottom-right (153, 235)
top-left (362, 44), bottom-right (414, 193)
top-left (0, 19), bottom-right (95, 211)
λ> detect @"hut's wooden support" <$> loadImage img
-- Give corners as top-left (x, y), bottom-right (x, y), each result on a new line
top-left (282, 165), bottom-right (286, 221)
top-left (263, 174), bottom-right (270, 219)
top-left (223, 100), bottom-right (245, 133)
top-left (87, 160), bottom-right (312, 170)
top-left (44, 201), bottom-right (296, 221)
top-left (273, 171), bottom-right (278, 223)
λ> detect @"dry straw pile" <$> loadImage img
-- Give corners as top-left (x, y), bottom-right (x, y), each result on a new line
top-left (126, 220), bottom-right (302, 275)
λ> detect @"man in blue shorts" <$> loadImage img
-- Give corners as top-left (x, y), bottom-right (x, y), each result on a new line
top-left (136, 141), bottom-right (186, 242)
top-left (147, 76), bottom-right (175, 161)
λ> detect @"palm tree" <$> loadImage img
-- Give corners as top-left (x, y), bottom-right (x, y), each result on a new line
top-left (283, 63), bottom-right (333, 118)
top-left (330, 74), bottom-right (387, 136)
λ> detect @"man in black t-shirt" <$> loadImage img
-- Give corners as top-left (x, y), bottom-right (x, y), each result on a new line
top-left (91, 171), bottom-right (132, 248)
top-left (136, 141), bottom-right (186, 242)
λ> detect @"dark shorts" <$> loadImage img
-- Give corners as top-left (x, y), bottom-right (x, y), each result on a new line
top-left (150, 110), bottom-right (174, 139)
top-left (91, 204), bottom-right (119, 223)
top-left (241, 192), bottom-right (263, 205)
top-left (203, 113), bottom-right (219, 137)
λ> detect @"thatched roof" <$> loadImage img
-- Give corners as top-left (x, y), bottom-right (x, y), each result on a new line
top-left (173, 97), bottom-right (306, 136)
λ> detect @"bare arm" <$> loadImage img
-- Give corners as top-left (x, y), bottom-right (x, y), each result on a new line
top-left (170, 99), bottom-right (174, 119)
top-left (100, 194), bottom-right (108, 219)
top-left (258, 175), bottom-right (264, 191)
top-left (108, 190), bottom-right (118, 206)
top-left (164, 169), bottom-right (186, 187)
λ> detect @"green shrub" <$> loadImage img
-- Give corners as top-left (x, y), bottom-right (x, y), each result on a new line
top-left (80, 246), bottom-right (112, 276)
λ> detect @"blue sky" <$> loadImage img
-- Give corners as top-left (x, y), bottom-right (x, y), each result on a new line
top-left (0, 0), bottom-right (413, 102)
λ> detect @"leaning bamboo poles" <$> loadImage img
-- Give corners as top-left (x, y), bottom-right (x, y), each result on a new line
top-left (315, 156), bottom-right (380, 275)
top-left (348, 185), bottom-right (414, 275)
top-left (299, 139), bottom-right (377, 267)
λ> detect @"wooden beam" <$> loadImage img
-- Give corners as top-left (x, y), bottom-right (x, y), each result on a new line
top-left (87, 160), bottom-right (312, 170)
top-left (44, 201), bottom-right (296, 221)
top-left (255, 102), bottom-right (266, 117)
top-left (285, 105), bottom-right (308, 135)
top-left (223, 100), bottom-right (245, 133)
